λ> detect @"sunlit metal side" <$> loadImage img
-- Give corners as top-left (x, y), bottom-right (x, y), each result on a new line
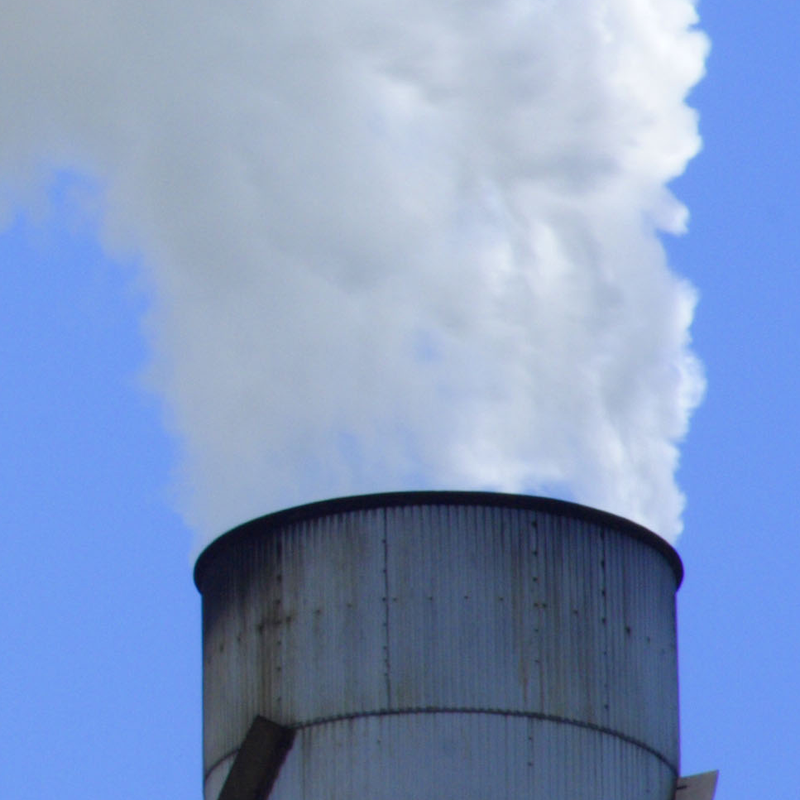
top-left (195, 491), bottom-right (683, 800)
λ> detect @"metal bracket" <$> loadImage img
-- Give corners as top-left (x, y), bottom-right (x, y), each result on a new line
top-left (217, 716), bottom-right (295, 800)
top-left (675, 770), bottom-right (719, 800)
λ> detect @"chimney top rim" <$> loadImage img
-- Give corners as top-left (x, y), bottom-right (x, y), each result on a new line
top-left (193, 490), bottom-right (683, 592)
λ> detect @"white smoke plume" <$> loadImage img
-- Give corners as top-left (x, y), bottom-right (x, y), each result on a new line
top-left (0, 0), bottom-right (708, 545)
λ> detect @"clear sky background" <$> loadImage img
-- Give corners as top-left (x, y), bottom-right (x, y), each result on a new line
top-left (1, 2), bottom-right (798, 799)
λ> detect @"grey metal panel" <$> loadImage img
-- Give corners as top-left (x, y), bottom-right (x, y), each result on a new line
top-left (383, 502), bottom-right (679, 765)
top-left (197, 492), bottom-right (682, 800)
top-left (535, 512), bottom-right (610, 726)
top-left (202, 509), bottom-right (387, 770)
top-left (604, 527), bottom-right (681, 761)
top-left (268, 510), bottom-right (388, 721)
top-left (259, 714), bottom-right (676, 800)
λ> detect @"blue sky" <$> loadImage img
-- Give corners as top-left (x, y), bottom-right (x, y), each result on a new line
top-left (663, 1), bottom-right (800, 794)
top-left (1, 2), bottom-right (798, 799)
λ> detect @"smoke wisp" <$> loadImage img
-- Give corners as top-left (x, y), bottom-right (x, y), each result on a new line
top-left (0, 0), bottom-right (708, 544)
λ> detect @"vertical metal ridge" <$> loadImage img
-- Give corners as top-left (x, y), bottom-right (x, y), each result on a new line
top-left (381, 506), bottom-right (392, 708)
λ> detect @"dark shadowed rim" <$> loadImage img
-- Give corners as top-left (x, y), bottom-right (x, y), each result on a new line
top-left (193, 491), bottom-right (683, 592)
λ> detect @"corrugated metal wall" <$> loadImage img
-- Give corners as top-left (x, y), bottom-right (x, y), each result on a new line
top-left (196, 492), bottom-right (682, 800)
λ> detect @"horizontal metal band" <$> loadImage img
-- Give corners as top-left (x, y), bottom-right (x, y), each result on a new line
top-left (194, 491), bottom-right (683, 591)
top-left (206, 706), bottom-right (678, 779)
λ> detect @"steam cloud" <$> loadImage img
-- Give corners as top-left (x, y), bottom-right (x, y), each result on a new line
top-left (0, 1), bottom-right (708, 545)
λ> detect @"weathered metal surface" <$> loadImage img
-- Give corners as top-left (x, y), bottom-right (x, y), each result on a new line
top-left (266, 714), bottom-right (677, 800)
top-left (196, 491), bottom-right (682, 800)
top-left (675, 771), bottom-right (719, 800)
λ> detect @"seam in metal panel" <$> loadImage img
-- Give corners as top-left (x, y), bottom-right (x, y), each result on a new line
top-left (381, 506), bottom-right (392, 708)
top-left (600, 524), bottom-right (610, 729)
top-left (204, 707), bottom-right (678, 783)
top-left (295, 708), bottom-right (678, 773)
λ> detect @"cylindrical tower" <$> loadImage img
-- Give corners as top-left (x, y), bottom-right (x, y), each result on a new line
top-left (194, 491), bottom-right (683, 800)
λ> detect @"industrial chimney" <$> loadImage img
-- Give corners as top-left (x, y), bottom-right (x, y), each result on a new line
top-left (194, 491), bottom-right (717, 800)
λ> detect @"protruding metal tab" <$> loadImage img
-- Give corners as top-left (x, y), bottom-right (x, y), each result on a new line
top-left (217, 716), bottom-right (295, 800)
top-left (675, 770), bottom-right (719, 800)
